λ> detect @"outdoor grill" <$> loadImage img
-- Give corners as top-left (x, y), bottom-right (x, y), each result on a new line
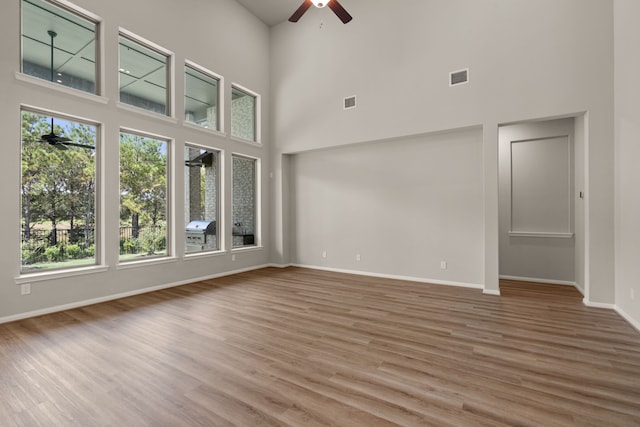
top-left (186, 220), bottom-right (216, 250)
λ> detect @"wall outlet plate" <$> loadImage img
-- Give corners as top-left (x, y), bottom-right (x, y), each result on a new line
top-left (440, 261), bottom-right (447, 270)
top-left (21, 283), bottom-right (31, 295)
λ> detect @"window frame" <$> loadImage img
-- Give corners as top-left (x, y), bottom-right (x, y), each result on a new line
top-left (184, 61), bottom-right (224, 134)
top-left (230, 83), bottom-right (261, 145)
top-left (20, 0), bottom-right (104, 97)
top-left (231, 153), bottom-right (260, 250)
top-left (18, 105), bottom-right (103, 275)
top-left (183, 142), bottom-right (224, 256)
top-left (117, 28), bottom-right (175, 118)
top-left (118, 128), bottom-right (174, 265)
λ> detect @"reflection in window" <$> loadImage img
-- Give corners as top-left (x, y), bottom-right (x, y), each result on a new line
top-left (232, 155), bottom-right (257, 248)
top-left (185, 64), bottom-right (220, 131)
top-left (21, 0), bottom-right (98, 94)
top-left (21, 110), bottom-right (98, 272)
top-left (119, 34), bottom-right (169, 115)
top-left (184, 145), bottom-right (220, 254)
top-left (119, 132), bottom-right (169, 261)
top-left (231, 86), bottom-right (257, 142)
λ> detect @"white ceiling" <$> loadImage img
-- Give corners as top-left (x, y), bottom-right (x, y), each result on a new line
top-left (235, 0), bottom-right (303, 27)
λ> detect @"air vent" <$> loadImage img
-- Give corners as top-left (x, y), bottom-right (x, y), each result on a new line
top-left (343, 95), bottom-right (356, 110)
top-left (449, 68), bottom-right (469, 86)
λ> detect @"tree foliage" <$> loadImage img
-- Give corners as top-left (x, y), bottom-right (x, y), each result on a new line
top-left (119, 133), bottom-right (167, 236)
top-left (21, 112), bottom-right (96, 247)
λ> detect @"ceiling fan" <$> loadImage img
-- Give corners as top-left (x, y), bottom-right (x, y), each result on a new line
top-left (289, 0), bottom-right (353, 24)
top-left (37, 30), bottom-right (95, 151)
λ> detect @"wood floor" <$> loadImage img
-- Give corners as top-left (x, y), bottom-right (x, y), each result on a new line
top-left (1, 268), bottom-right (639, 426)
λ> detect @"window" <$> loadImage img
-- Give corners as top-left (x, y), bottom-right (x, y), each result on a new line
top-left (184, 145), bottom-right (220, 254)
top-left (21, 0), bottom-right (99, 94)
top-left (231, 85), bottom-right (258, 142)
top-left (232, 155), bottom-right (258, 248)
top-left (20, 109), bottom-right (98, 272)
top-left (119, 131), bottom-right (169, 261)
top-left (185, 63), bottom-right (220, 131)
top-left (119, 32), bottom-right (171, 116)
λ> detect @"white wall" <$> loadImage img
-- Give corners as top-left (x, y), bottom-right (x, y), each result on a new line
top-left (498, 119), bottom-right (576, 284)
top-left (270, 0), bottom-right (614, 301)
top-left (0, 0), bottom-right (270, 320)
top-left (614, 0), bottom-right (640, 329)
top-left (292, 128), bottom-right (484, 286)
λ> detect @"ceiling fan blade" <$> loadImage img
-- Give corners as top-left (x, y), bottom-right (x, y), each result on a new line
top-left (289, 0), bottom-right (313, 22)
top-left (54, 143), bottom-right (68, 150)
top-left (61, 141), bottom-right (95, 150)
top-left (328, 0), bottom-right (352, 23)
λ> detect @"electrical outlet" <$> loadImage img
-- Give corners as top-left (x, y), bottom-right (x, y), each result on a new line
top-left (231, 254), bottom-right (236, 262)
top-left (632, 288), bottom-right (635, 300)
top-left (440, 261), bottom-right (447, 270)
top-left (21, 283), bottom-right (31, 295)
top-left (356, 254), bottom-right (361, 262)
top-left (322, 250), bottom-right (327, 259)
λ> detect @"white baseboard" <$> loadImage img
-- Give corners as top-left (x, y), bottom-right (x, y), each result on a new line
top-left (293, 264), bottom-right (484, 290)
top-left (615, 306), bottom-right (640, 334)
top-left (0, 264), bottom-right (271, 325)
top-left (269, 263), bottom-right (293, 269)
top-left (582, 298), bottom-right (616, 310)
top-left (483, 289), bottom-right (501, 296)
top-left (499, 275), bottom-right (576, 287)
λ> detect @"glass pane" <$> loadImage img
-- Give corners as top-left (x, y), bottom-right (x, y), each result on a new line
top-left (119, 132), bottom-right (168, 261)
top-left (232, 155), bottom-right (256, 248)
top-left (231, 87), bottom-right (256, 141)
top-left (119, 36), bottom-right (168, 115)
top-left (21, 0), bottom-right (97, 94)
top-left (184, 146), bottom-right (219, 253)
top-left (185, 66), bottom-right (219, 130)
top-left (21, 111), bottom-right (97, 272)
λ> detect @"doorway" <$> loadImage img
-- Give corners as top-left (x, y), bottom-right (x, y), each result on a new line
top-left (498, 117), bottom-right (586, 292)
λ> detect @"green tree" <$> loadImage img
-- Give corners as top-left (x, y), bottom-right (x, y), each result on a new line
top-left (119, 134), bottom-right (167, 241)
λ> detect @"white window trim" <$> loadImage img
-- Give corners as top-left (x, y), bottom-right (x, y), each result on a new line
top-left (16, 265), bottom-right (109, 285)
top-left (118, 28), bottom-right (175, 118)
top-left (19, 106), bottom-right (103, 276)
top-left (231, 153), bottom-right (261, 249)
top-left (184, 60), bottom-right (225, 134)
top-left (118, 128), bottom-right (174, 264)
top-left (231, 83), bottom-right (261, 145)
top-left (21, 0), bottom-right (105, 97)
top-left (183, 142), bottom-right (225, 254)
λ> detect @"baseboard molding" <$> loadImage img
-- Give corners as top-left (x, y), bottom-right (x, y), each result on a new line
top-left (0, 264), bottom-right (271, 325)
top-left (499, 275), bottom-right (576, 287)
top-left (269, 263), bottom-right (293, 269)
top-left (615, 306), bottom-right (640, 334)
top-left (582, 298), bottom-right (616, 310)
top-left (483, 289), bottom-right (501, 296)
top-left (293, 264), bottom-right (484, 290)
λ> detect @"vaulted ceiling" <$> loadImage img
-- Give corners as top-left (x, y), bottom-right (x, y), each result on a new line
top-left (235, 0), bottom-right (307, 27)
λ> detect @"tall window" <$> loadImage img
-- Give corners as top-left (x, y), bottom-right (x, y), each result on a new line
top-left (119, 132), bottom-right (169, 261)
top-left (185, 64), bottom-right (220, 131)
top-left (231, 85), bottom-right (257, 142)
top-left (232, 155), bottom-right (257, 248)
top-left (21, 110), bottom-right (98, 272)
top-left (184, 145), bottom-right (220, 253)
top-left (119, 33), bottom-right (170, 116)
top-left (21, 0), bottom-right (99, 94)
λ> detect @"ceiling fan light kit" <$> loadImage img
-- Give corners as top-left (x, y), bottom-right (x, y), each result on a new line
top-left (289, 0), bottom-right (353, 24)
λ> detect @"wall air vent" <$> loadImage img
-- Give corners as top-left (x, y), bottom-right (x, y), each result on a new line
top-left (343, 95), bottom-right (356, 110)
top-left (449, 68), bottom-right (469, 86)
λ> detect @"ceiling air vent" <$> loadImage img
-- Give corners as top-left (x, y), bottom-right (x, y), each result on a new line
top-left (343, 95), bottom-right (356, 110)
top-left (449, 68), bottom-right (469, 86)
